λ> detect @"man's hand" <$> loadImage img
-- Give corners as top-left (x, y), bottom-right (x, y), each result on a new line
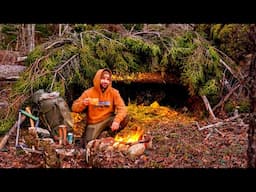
top-left (111, 121), bottom-right (120, 131)
top-left (83, 98), bottom-right (90, 106)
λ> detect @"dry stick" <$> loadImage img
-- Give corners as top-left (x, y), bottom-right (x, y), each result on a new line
top-left (5, 95), bottom-right (28, 119)
top-left (198, 114), bottom-right (241, 131)
top-left (214, 128), bottom-right (225, 137)
top-left (0, 115), bottom-right (26, 150)
top-left (50, 54), bottom-right (78, 90)
top-left (223, 76), bottom-right (233, 92)
top-left (129, 24), bottom-right (136, 34)
top-left (201, 95), bottom-right (216, 120)
top-left (133, 31), bottom-right (161, 37)
top-left (49, 72), bottom-right (57, 91)
top-left (194, 121), bottom-right (201, 130)
top-left (54, 54), bottom-right (78, 73)
top-left (81, 31), bottom-right (125, 46)
top-left (28, 54), bottom-right (50, 80)
top-left (197, 115), bottom-right (241, 140)
top-left (199, 121), bottom-right (224, 131)
top-left (61, 25), bottom-right (70, 36)
top-left (205, 128), bottom-right (214, 140)
top-left (80, 33), bottom-right (84, 48)
top-left (219, 59), bottom-right (240, 80)
top-left (19, 145), bottom-right (43, 154)
top-left (45, 38), bottom-right (73, 50)
top-left (213, 83), bottom-right (241, 112)
top-left (220, 69), bottom-right (228, 96)
top-left (58, 24), bottom-right (62, 37)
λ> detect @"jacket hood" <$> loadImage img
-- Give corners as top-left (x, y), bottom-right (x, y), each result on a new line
top-left (93, 68), bottom-right (112, 92)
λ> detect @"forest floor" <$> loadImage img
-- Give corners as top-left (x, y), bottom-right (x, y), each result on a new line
top-left (0, 103), bottom-right (249, 168)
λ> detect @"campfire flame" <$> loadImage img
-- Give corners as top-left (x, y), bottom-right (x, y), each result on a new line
top-left (114, 126), bottom-right (144, 143)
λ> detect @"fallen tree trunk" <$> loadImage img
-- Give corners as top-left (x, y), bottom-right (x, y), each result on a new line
top-left (0, 65), bottom-right (26, 80)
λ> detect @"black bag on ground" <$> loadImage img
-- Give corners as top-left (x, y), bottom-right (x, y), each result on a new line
top-left (31, 89), bottom-right (73, 138)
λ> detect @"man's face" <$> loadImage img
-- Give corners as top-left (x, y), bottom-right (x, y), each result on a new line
top-left (100, 72), bottom-right (111, 89)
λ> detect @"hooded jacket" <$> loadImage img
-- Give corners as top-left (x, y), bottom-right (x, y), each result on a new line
top-left (72, 68), bottom-right (127, 124)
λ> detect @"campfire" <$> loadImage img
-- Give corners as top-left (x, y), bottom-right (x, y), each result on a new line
top-left (86, 126), bottom-right (152, 163)
top-left (114, 126), bottom-right (145, 143)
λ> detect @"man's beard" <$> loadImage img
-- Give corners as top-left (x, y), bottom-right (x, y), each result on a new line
top-left (100, 84), bottom-right (108, 92)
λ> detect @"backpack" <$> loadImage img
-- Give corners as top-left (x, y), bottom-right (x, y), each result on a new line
top-left (31, 89), bottom-right (73, 137)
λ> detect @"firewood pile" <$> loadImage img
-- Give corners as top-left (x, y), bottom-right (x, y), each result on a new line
top-left (85, 126), bottom-right (153, 168)
top-left (15, 127), bottom-right (88, 168)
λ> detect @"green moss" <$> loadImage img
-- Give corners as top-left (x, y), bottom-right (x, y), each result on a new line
top-left (122, 36), bottom-right (161, 57)
top-left (199, 79), bottom-right (219, 96)
top-left (238, 99), bottom-right (250, 113)
top-left (224, 101), bottom-right (236, 113)
top-left (25, 45), bottom-right (44, 65)
top-left (0, 117), bottom-right (16, 135)
top-left (210, 24), bottom-right (224, 40)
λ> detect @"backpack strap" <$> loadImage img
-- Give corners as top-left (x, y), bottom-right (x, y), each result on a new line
top-left (41, 113), bottom-right (52, 132)
top-left (55, 98), bottom-right (73, 130)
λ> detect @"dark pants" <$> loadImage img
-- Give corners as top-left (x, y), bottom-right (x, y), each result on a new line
top-left (82, 115), bottom-right (129, 145)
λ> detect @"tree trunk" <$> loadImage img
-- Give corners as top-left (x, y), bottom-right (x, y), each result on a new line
top-left (27, 24), bottom-right (35, 53)
top-left (16, 24), bottom-right (35, 54)
top-left (16, 24), bottom-right (26, 53)
top-left (59, 24), bottom-right (62, 37)
top-left (247, 53), bottom-right (256, 168)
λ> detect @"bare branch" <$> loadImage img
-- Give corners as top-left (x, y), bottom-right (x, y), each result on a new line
top-left (198, 114), bottom-right (241, 131)
top-left (54, 54), bottom-right (78, 73)
top-left (219, 59), bottom-right (240, 80)
top-left (213, 83), bottom-right (241, 112)
top-left (201, 95), bottom-right (216, 120)
top-left (45, 38), bottom-right (73, 50)
top-left (133, 31), bottom-right (161, 38)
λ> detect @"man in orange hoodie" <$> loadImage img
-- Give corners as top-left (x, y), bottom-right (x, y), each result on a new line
top-left (72, 68), bottom-right (129, 146)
